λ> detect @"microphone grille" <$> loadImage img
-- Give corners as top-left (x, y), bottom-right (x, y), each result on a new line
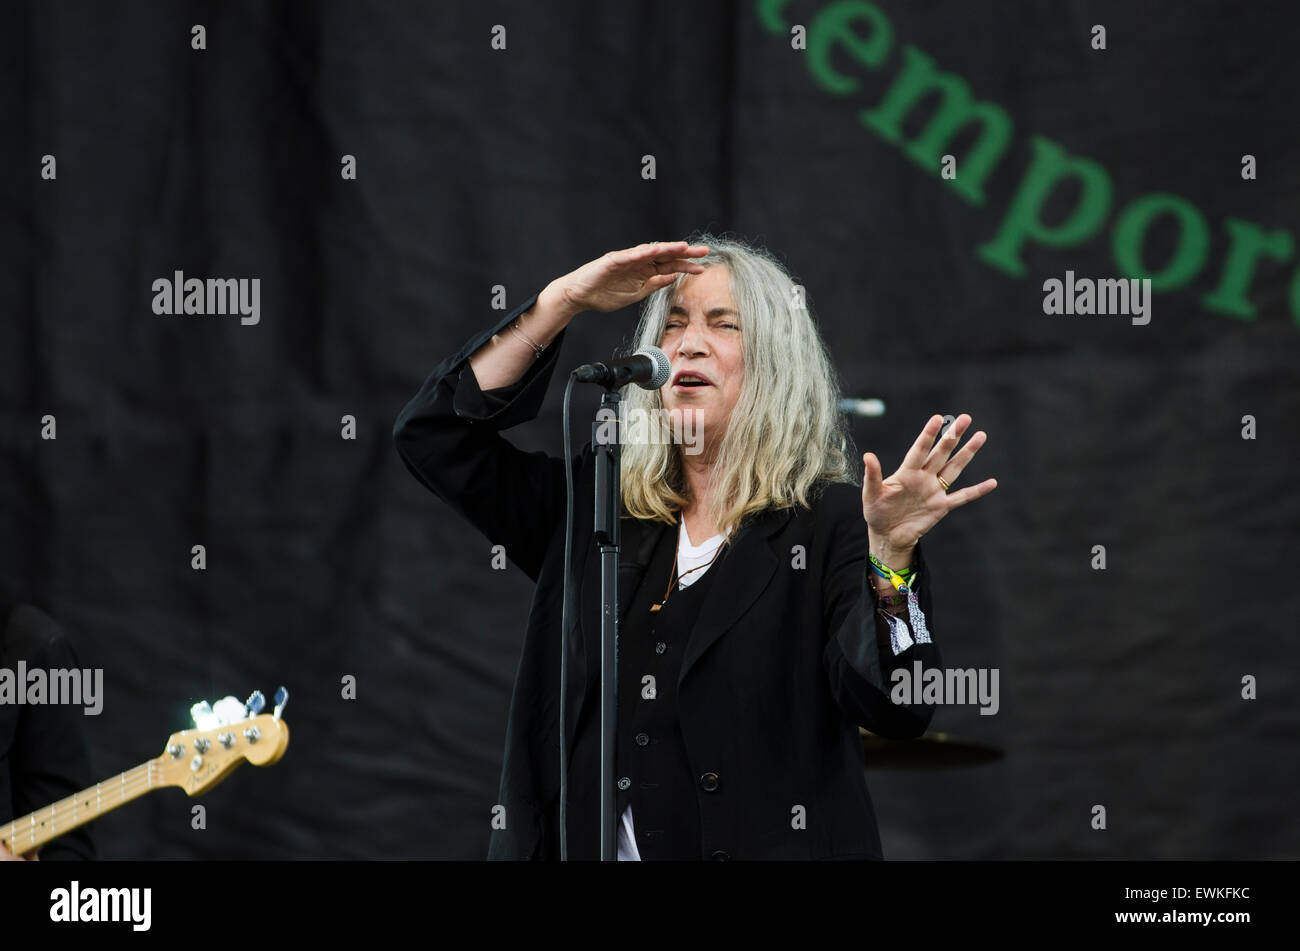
top-left (637, 346), bottom-right (673, 389)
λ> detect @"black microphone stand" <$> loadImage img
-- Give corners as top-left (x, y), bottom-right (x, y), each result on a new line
top-left (592, 385), bottom-right (621, 861)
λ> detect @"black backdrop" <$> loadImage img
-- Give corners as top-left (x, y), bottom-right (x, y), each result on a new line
top-left (1, 0), bottom-right (1296, 859)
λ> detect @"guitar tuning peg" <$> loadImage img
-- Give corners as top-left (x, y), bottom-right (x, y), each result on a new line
top-left (272, 685), bottom-right (289, 720)
top-left (212, 696), bottom-right (246, 726)
top-left (245, 690), bottom-right (266, 717)
top-left (190, 701), bottom-right (215, 729)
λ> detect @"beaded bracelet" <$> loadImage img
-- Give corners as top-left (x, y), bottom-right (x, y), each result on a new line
top-left (867, 552), bottom-right (916, 593)
top-left (868, 563), bottom-right (914, 584)
top-left (869, 565), bottom-right (915, 586)
top-left (870, 564), bottom-right (912, 619)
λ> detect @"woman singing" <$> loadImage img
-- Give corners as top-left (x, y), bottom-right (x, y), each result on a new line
top-left (394, 236), bottom-right (996, 860)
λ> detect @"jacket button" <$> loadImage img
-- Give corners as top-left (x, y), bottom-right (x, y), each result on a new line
top-left (655, 642), bottom-right (667, 655)
top-left (617, 777), bottom-right (631, 790)
top-left (711, 849), bottom-right (730, 861)
top-left (635, 732), bottom-right (650, 746)
top-left (699, 772), bottom-right (720, 792)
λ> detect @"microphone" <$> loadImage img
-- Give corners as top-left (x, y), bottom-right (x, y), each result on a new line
top-left (838, 397), bottom-right (887, 418)
top-left (574, 346), bottom-right (672, 389)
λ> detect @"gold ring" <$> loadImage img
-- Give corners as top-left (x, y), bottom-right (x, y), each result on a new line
top-left (937, 475), bottom-right (951, 492)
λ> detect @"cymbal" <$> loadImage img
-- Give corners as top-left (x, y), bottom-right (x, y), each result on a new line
top-left (860, 728), bottom-right (1003, 769)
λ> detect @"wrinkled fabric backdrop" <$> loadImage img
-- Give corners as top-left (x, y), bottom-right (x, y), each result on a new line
top-left (1, 0), bottom-right (1296, 859)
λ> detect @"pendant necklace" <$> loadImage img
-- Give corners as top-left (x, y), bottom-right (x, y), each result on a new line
top-left (649, 523), bottom-right (724, 614)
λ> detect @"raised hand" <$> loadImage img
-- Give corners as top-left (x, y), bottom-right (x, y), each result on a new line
top-left (553, 241), bottom-right (710, 315)
top-left (862, 414), bottom-right (998, 555)
top-left (468, 241), bottom-right (711, 391)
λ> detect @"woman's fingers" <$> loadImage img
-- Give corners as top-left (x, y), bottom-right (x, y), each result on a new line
top-left (638, 240), bottom-right (710, 259)
top-left (942, 477), bottom-right (998, 510)
top-left (612, 241), bottom-right (710, 270)
top-left (936, 429), bottom-right (987, 484)
top-left (654, 258), bottom-right (709, 276)
top-left (610, 241), bottom-right (678, 265)
top-left (597, 243), bottom-right (710, 305)
top-left (900, 415), bottom-right (944, 470)
top-left (642, 273), bottom-right (681, 294)
top-left (861, 452), bottom-right (884, 507)
top-left (921, 414), bottom-right (972, 473)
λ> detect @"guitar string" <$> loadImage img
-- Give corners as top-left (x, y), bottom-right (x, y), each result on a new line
top-left (0, 765), bottom-right (155, 849)
top-left (1, 762), bottom-right (162, 851)
top-left (3, 729), bottom-right (278, 853)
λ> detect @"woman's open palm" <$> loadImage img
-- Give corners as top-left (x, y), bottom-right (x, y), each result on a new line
top-left (862, 414), bottom-right (998, 550)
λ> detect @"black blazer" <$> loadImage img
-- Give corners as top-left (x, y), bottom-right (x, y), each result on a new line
top-left (393, 292), bottom-right (942, 860)
top-left (0, 601), bottom-right (96, 860)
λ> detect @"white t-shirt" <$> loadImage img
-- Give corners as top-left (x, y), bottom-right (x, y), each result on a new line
top-left (617, 519), bottom-right (728, 861)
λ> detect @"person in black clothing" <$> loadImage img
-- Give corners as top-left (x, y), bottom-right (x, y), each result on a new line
top-left (394, 236), bottom-right (997, 859)
top-left (0, 588), bottom-right (97, 861)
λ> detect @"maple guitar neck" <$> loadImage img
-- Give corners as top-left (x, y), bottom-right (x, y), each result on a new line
top-left (1, 710), bottom-right (288, 857)
top-left (2, 760), bottom-right (160, 855)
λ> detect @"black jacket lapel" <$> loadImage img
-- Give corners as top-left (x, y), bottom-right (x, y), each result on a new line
top-left (616, 515), bottom-right (663, 621)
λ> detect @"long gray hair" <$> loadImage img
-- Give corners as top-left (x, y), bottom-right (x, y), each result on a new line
top-left (618, 233), bottom-right (856, 535)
